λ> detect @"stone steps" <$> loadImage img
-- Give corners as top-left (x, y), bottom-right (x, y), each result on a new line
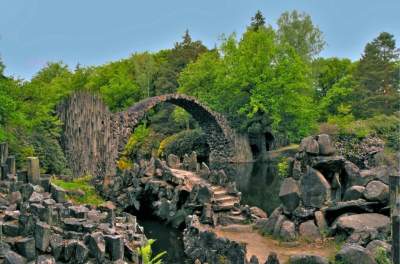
top-left (213, 201), bottom-right (236, 211)
top-left (217, 213), bottom-right (248, 225)
top-left (213, 190), bottom-right (228, 198)
top-left (215, 195), bottom-right (239, 204)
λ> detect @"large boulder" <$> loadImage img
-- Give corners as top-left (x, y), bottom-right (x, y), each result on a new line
top-left (260, 208), bottom-right (283, 235)
top-left (310, 156), bottom-right (345, 172)
top-left (335, 244), bottom-right (377, 264)
top-left (4, 250), bottom-right (27, 264)
top-left (300, 136), bottom-right (319, 155)
top-left (300, 167), bottom-right (331, 208)
top-left (343, 186), bottom-right (365, 201)
top-left (279, 220), bottom-right (296, 241)
top-left (299, 220), bottom-right (321, 240)
top-left (317, 134), bottom-right (335, 156)
top-left (335, 213), bottom-right (390, 239)
top-left (279, 178), bottom-right (300, 212)
top-left (344, 161), bottom-right (362, 187)
top-left (364, 180), bottom-right (389, 203)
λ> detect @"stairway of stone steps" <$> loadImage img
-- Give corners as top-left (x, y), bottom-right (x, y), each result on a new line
top-left (171, 168), bottom-right (247, 225)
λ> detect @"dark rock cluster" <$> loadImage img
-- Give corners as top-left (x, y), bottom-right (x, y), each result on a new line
top-left (254, 134), bottom-right (393, 263)
top-left (183, 215), bottom-right (247, 264)
top-left (0, 143), bottom-right (146, 264)
top-left (101, 153), bottom-right (266, 230)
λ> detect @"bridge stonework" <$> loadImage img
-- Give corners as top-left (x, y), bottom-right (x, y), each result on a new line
top-left (58, 92), bottom-right (252, 178)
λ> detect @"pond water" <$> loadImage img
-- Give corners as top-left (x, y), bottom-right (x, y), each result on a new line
top-left (222, 157), bottom-right (285, 215)
top-left (137, 216), bottom-right (188, 264)
top-left (137, 152), bottom-right (292, 263)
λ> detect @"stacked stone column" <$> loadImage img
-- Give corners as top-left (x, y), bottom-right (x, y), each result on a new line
top-left (0, 142), bottom-right (16, 180)
top-left (390, 175), bottom-right (400, 264)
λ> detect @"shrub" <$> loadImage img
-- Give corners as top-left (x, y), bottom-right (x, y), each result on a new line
top-left (137, 239), bottom-right (166, 264)
top-left (374, 247), bottom-right (391, 264)
top-left (157, 129), bottom-right (209, 160)
top-left (277, 157), bottom-right (289, 178)
top-left (124, 125), bottom-right (161, 160)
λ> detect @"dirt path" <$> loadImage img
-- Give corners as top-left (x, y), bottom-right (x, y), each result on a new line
top-left (212, 225), bottom-right (336, 263)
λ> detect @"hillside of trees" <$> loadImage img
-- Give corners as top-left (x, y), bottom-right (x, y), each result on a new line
top-left (0, 11), bottom-right (399, 174)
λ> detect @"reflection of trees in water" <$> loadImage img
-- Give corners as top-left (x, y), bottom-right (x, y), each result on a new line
top-left (212, 160), bottom-right (283, 215)
top-left (243, 160), bottom-right (282, 215)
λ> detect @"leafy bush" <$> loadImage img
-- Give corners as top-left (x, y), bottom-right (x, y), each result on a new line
top-left (374, 247), bottom-right (391, 264)
top-left (277, 157), bottom-right (289, 178)
top-left (124, 125), bottom-right (161, 160)
top-left (157, 129), bottom-right (209, 160)
top-left (329, 114), bottom-right (400, 151)
top-left (137, 239), bottom-right (166, 264)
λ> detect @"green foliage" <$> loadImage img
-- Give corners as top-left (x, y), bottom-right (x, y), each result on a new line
top-left (249, 10), bottom-right (266, 31)
top-left (137, 239), bottom-right (166, 264)
top-left (277, 10), bottom-right (326, 61)
top-left (277, 157), bottom-right (289, 178)
top-left (179, 25), bottom-right (318, 142)
top-left (352, 32), bottom-right (400, 118)
top-left (124, 125), bottom-right (161, 160)
top-left (312, 57), bottom-right (353, 98)
top-left (51, 175), bottom-right (105, 206)
top-left (172, 107), bottom-right (191, 130)
top-left (158, 129), bottom-right (208, 159)
top-left (374, 247), bottom-right (391, 264)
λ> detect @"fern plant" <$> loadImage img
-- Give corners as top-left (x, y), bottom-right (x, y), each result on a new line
top-left (137, 239), bottom-right (167, 264)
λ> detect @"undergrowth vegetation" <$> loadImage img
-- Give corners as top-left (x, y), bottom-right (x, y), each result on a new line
top-left (51, 175), bottom-right (105, 206)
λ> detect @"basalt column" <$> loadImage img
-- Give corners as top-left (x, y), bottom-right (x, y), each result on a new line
top-left (57, 92), bottom-right (118, 179)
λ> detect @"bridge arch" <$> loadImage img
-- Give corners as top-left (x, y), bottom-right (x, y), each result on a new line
top-left (114, 94), bottom-right (236, 163)
top-left (58, 92), bottom-right (252, 179)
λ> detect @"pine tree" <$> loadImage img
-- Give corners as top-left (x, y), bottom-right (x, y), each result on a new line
top-left (353, 32), bottom-right (400, 117)
top-left (250, 10), bottom-right (266, 31)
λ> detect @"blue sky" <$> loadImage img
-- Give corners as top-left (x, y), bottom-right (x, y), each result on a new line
top-left (1, 0), bottom-right (399, 80)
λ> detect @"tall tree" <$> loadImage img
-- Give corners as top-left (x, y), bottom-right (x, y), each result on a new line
top-left (154, 30), bottom-right (207, 95)
top-left (250, 10), bottom-right (266, 31)
top-left (312, 57), bottom-right (353, 98)
top-left (0, 57), bottom-right (5, 78)
top-left (353, 32), bottom-right (400, 117)
top-left (277, 10), bottom-right (325, 61)
top-left (179, 27), bottom-right (317, 142)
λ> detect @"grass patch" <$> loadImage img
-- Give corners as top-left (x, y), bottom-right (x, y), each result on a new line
top-left (51, 175), bottom-right (105, 206)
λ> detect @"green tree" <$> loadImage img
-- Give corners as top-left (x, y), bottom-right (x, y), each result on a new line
top-left (353, 32), bottom-right (400, 118)
top-left (277, 10), bottom-right (326, 61)
top-left (312, 57), bottom-right (353, 98)
top-left (249, 10), bottom-right (266, 31)
top-left (154, 30), bottom-right (207, 95)
top-left (132, 52), bottom-right (158, 97)
top-left (0, 57), bottom-right (5, 78)
top-left (180, 26), bottom-right (317, 142)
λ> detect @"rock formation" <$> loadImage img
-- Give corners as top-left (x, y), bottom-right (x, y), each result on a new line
top-left (0, 143), bottom-right (146, 263)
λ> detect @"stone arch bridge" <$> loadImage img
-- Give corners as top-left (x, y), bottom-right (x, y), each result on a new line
top-left (58, 92), bottom-right (252, 178)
